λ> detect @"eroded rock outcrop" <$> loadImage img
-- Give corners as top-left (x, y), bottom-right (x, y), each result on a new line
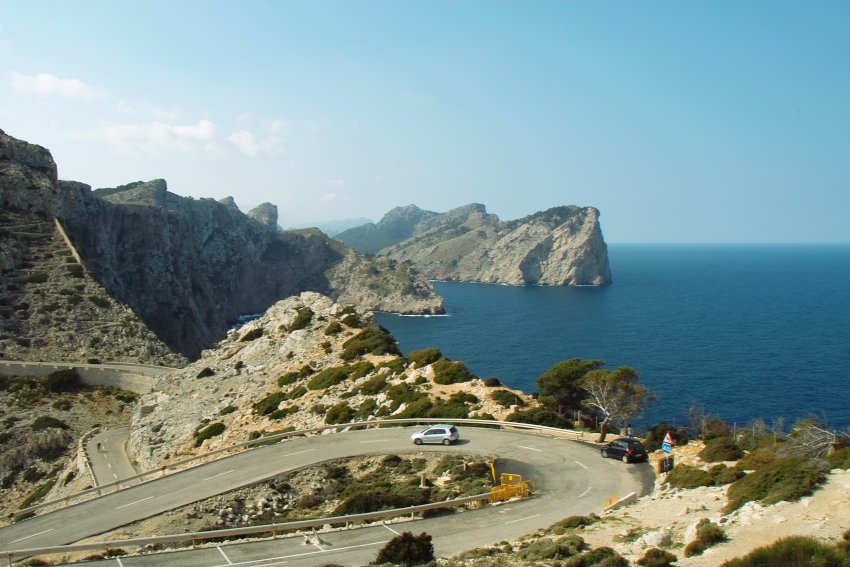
top-left (336, 203), bottom-right (612, 286)
top-left (0, 129), bottom-right (442, 360)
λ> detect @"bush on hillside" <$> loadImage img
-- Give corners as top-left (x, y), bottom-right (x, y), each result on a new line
top-left (547, 514), bottom-right (600, 535)
top-left (565, 547), bottom-right (627, 567)
top-left (341, 326), bottom-right (399, 360)
top-left (700, 436), bottom-right (744, 462)
top-left (324, 320), bottom-right (343, 335)
top-left (432, 358), bottom-right (474, 385)
top-left (307, 366), bottom-right (350, 390)
top-left (376, 357), bottom-right (406, 375)
top-left (286, 385), bottom-right (307, 400)
top-left (828, 447), bottom-right (850, 469)
top-left (720, 535), bottom-right (850, 567)
top-left (277, 365), bottom-right (312, 386)
top-left (491, 389), bottom-right (523, 408)
top-left (483, 377), bottom-right (502, 387)
top-left (325, 402), bottom-right (354, 425)
top-left (287, 307), bottom-right (313, 331)
top-left (252, 391), bottom-right (286, 416)
top-left (395, 397), bottom-right (434, 419)
top-left (637, 548), bottom-right (678, 567)
top-left (340, 313), bottom-right (363, 328)
top-left (196, 367), bottom-right (215, 378)
top-left (644, 422), bottom-right (691, 453)
top-left (194, 422), bottom-right (225, 447)
top-left (735, 449), bottom-right (778, 471)
top-left (359, 375), bottom-right (387, 396)
top-left (239, 328), bottom-right (263, 342)
top-left (406, 347), bottom-right (443, 368)
top-left (519, 535), bottom-right (586, 561)
top-left (31, 416), bottom-right (69, 431)
top-left (724, 456), bottom-right (828, 513)
top-left (684, 519), bottom-right (727, 557)
top-left (506, 407), bottom-right (572, 429)
top-left (375, 532), bottom-right (434, 567)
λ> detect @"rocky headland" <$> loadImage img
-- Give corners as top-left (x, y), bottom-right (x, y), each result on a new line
top-left (0, 129), bottom-right (443, 361)
top-left (335, 203), bottom-right (612, 286)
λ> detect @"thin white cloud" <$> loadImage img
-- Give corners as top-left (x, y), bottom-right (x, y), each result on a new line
top-left (67, 119), bottom-right (220, 155)
top-left (11, 71), bottom-right (107, 99)
top-left (323, 178), bottom-right (346, 188)
top-left (226, 119), bottom-right (287, 156)
top-left (322, 192), bottom-right (338, 203)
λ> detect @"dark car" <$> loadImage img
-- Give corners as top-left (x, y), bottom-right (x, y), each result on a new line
top-left (600, 438), bottom-right (647, 463)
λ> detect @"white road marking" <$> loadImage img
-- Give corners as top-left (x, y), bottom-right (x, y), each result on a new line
top-left (217, 545), bottom-right (233, 564)
top-left (116, 558), bottom-right (124, 567)
top-left (506, 514), bottom-right (541, 524)
top-left (383, 523), bottom-right (401, 535)
top-left (210, 539), bottom-right (390, 566)
top-left (360, 440), bottom-right (388, 443)
top-left (579, 486), bottom-right (592, 498)
top-left (115, 495), bottom-right (154, 509)
top-left (574, 460), bottom-right (588, 470)
top-left (204, 469), bottom-right (235, 481)
top-left (283, 449), bottom-right (316, 457)
top-left (9, 528), bottom-right (54, 544)
top-left (517, 445), bottom-right (542, 452)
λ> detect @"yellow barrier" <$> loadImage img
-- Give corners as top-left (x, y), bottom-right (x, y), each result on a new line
top-left (490, 473), bottom-right (535, 503)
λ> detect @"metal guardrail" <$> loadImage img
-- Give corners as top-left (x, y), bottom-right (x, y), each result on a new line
top-left (8, 417), bottom-right (583, 521)
top-left (2, 493), bottom-right (491, 561)
top-left (0, 360), bottom-right (175, 376)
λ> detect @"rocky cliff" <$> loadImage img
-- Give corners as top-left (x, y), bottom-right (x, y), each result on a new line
top-left (0, 129), bottom-right (443, 360)
top-left (336, 203), bottom-right (612, 286)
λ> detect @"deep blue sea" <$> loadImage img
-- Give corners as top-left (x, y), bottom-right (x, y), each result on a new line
top-left (376, 245), bottom-right (850, 430)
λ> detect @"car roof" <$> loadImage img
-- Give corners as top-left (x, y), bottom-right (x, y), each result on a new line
top-left (425, 424), bottom-right (457, 429)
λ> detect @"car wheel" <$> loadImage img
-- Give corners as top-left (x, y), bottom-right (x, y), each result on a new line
top-left (414, 438), bottom-right (422, 445)
top-left (622, 454), bottom-right (629, 463)
top-left (601, 449), bottom-right (608, 458)
top-left (442, 438), bottom-right (451, 446)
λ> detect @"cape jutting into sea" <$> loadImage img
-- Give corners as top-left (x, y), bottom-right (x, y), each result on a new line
top-left (377, 244), bottom-right (850, 431)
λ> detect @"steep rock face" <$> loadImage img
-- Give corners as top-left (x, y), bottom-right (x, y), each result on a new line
top-left (338, 203), bottom-right (612, 286)
top-left (0, 130), bottom-right (442, 360)
top-left (334, 204), bottom-right (441, 254)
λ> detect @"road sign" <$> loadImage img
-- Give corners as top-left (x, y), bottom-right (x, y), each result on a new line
top-left (663, 432), bottom-right (673, 445)
top-left (661, 442), bottom-right (671, 454)
top-left (662, 431), bottom-right (673, 454)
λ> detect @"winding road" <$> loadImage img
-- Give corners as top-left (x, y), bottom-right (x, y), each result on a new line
top-left (1, 425), bottom-right (652, 566)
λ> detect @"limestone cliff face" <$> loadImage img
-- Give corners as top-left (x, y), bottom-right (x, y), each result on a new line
top-left (337, 204), bottom-right (612, 286)
top-left (0, 129), bottom-right (442, 360)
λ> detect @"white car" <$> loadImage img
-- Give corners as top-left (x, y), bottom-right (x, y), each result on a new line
top-left (410, 424), bottom-right (460, 446)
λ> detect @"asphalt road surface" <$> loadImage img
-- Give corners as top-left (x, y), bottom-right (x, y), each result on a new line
top-left (1, 426), bottom-right (653, 566)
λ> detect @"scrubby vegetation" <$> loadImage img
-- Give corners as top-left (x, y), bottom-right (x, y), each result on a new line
top-left (287, 307), bottom-right (313, 331)
top-left (721, 535), bottom-right (850, 567)
top-left (375, 531), bottom-right (435, 566)
top-left (725, 456), bottom-right (828, 513)
top-left (432, 358), bottom-right (474, 385)
top-left (340, 326), bottom-right (399, 360)
top-left (252, 392), bottom-right (287, 416)
top-left (547, 514), bottom-right (600, 535)
top-left (277, 364), bottom-right (312, 386)
top-left (637, 548), bottom-right (679, 566)
top-left (668, 463), bottom-right (743, 489)
top-left (491, 388), bottom-right (523, 408)
top-left (506, 407), bottom-right (572, 428)
top-left (239, 328), bottom-right (263, 342)
top-left (194, 422), bottom-right (226, 447)
top-left (406, 347), bottom-right (443, 368)
top-left (700, 436), bottom-right (744, 462)
top-left (684, 519), bottom-right (727, 557)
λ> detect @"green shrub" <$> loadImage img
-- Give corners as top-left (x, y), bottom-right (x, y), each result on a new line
top-left (335, 490), bottom-right (425, 515)
top-left (194, 422), bottom-right (225, 446)
top-left (347, 360), bottom-right (375, 379)
top-left (406, 347), bottom-right (443, 367)
top-left (219, 405), bottom-right (237, 416)
top-left (325, 402), bottom-right (354, 425)
top-left (684, 519), bottom-right (727, 557)
top-left (24, 272), bottom-right (49, 284)
top-left (491, 389), bottom-right (523, 408)
top-left (66, 264), bottom-right (84, 278)
top-left (286, 385), bottom-right (307, 400)
top-left (307, 366), bottom-right (350, 390)
top-left (483, 376), bottom-right (502, 387)
top-left (44, 368), bottom-right (81, 392)
top-left (340, 313), bottom-right (363, 328)
top-left (637, 548), bottom-right (678, 567)
top-left (725, 456), bottom-right (828, 512)
top-left (375, 532), bottom-right (434, 567)
top-left (395, 397), bottom-right (434, 419)
top-left (20, 479), bottom-right (56, 508)
top-left (253, 391), bottom-right (287, 415)
top-left (506, 407), bottom-right (572, 429)
top-left (520, 535), bottom-right (586, 560)
top-left (720, 535), bottom-right (850, 567)
top-left (357, 398), bottom-right (378, 419)
top-left (432, 358), bottom-right (474, 385)
top-left (736, 449), bottom-right (778, 471)
top-left (828, 447), bottom-right (850, 469)
top-left (565, 547), bottom-right (626, 567)
top-left (376, 357), bottom-right (406, 375)
top-left (359, 375), bottom-right (387, 396)
top-left (324, 320), bottom-right (343, 335)
top-left (386, 383), bottom-right (426, 411)
top-left (700, 436), bottom-right (744, 462)
top-left (196, 367), bottom-right (215, 378)
top-left (239, 327), bottom-right (263, 342)
top-left (548, 514), bottom-right (600, 534)
top-left (341, 326), bottom-right (400, 360)
top-left (702, 419), bottom-right (732, 440)
top-left (31, 416), bottom-right (69, 430)
top-left (287, 307), bottom-right (313, 331)
top-left (644, 423), bottom-right (691, 453)
top-left (269, 406), bottom-right (297, 420)
top-left (52, 398), bottom-right (72, 411)
top-left (277, 365), bottom-right (312, 386)
top-left (88, 295), bottom-right (111, 308)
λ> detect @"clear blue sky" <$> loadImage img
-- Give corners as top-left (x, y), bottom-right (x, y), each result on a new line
top-left (2, 1), bottom-right (848, 242)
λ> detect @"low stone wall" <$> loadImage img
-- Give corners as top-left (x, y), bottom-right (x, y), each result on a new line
top-left (0, 361), bottom-right (162, 394)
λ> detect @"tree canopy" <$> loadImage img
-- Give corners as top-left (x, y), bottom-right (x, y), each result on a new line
top-left (579, 365), bottom-right (653, 442)
top-left (535, 358), bottom-right (603, 415)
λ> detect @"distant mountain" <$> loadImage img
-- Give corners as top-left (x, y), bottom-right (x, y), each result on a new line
top-left (287, 217), bottom-right (374, 237)
top-left (336, 203), bottom-right (611, 286)
top-left (0, 129), bottom-right (443, 360)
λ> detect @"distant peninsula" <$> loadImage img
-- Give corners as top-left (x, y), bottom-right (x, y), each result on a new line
top-left (335, 203), bottom-right (612, 286)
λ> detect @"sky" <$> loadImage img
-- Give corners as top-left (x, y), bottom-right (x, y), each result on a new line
top-left (1, 1), bottom-right (848, 243)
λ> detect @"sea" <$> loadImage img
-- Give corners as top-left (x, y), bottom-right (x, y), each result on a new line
top-left (376, 244), bottom-right (850, 431)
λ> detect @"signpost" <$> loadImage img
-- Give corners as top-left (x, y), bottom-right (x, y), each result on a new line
top-left (659, 432), bottom-right (674, 473)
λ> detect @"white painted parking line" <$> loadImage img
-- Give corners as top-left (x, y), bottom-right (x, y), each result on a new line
top-left (115, 495), bottom-right (154, 509)
top-left (579, 486), bottom-right (592, 498)
top-left (217, 545), bottom-right (233, 564)
top-left (9, 528), bottom-right (54, 544)
top-left (204, 469), bottom-right (235, 481)
top-left (210, 539), bottom-right (390, 567)
top-left (517, 445), bottom-right (542, 452)
top-left (506, 513), bottom-right (541, 524)
top-left (574, 460), bottom-right (588, 470)
top-left (383, 523), bottom-right (401, 535)
top-left (115, 558), bottom-right (124, 567)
